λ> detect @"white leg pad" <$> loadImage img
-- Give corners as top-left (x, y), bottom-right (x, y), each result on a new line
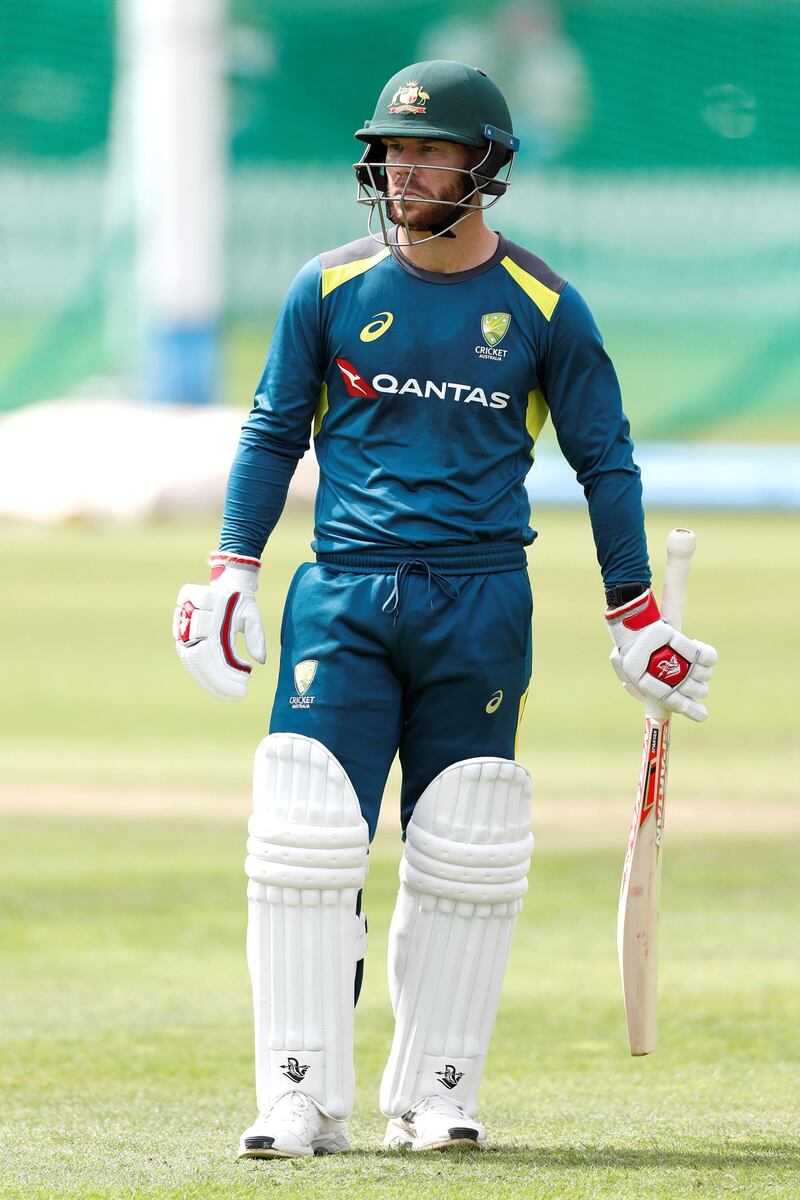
top-left (245, 734), bottom-right (369, 1120)
top-left (380, 757), bottom-right (533, 1118)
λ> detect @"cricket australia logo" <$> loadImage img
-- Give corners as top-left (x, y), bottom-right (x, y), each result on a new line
top-left (290, 659), bottom-right (318, 709)
top-left (388, 79), bottom-right (430, 115)
top-left (281, 1057), bottom-right (310, 1084)
top-left (436, 1064), bottom-right (464, 1090)
top-left (476, 313), bottom-right (511, 361)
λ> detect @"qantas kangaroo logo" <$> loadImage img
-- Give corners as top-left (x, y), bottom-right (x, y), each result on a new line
top-left (335, 358), bottom-right (378, 398)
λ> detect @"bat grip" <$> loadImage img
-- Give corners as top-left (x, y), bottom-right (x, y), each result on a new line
top-left (645, 527), bottom-right (696, 720)
top-left (660, 527), bottom-right (696, 632)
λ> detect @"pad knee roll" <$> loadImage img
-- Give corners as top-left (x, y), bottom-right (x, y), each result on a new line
top-left (380, 757), bottom-right (533, 1118)
top-left (245, 734), bottom-right (369, 1119)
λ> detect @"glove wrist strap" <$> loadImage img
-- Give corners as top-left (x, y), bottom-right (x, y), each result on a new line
top-left (209, 550), bottom-right (261, 594)
top-left (605, 588), bottom-right (659, 631)
top-left (604, 581), bottom-right (651, 609)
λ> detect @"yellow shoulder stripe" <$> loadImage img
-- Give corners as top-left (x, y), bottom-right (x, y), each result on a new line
top-left (313, 381), bottom-right (329, 437)
top-left (500, 256), bottom-right (561, 321)
top-left (321, 247), bottom-right (391, 299)
top-left (526, 388), bottom-right (550, 457)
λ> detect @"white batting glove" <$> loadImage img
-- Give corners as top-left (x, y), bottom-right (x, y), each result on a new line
top-left (606, 589), bottom-right (717, 722)
top-left (173, 551), bottom-right (266, 702)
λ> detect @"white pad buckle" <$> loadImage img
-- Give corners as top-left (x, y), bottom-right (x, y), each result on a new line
top-left (245, 734), bottom-right (369, 1120)
top-left (380, 757), bottom-right (533, 1118)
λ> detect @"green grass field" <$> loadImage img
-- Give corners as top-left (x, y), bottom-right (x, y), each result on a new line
top-left (1, 508), bottom-right (798, 1199)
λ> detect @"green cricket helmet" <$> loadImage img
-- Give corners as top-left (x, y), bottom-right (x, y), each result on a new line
top-left (353, 60), bottom-right (519, 241)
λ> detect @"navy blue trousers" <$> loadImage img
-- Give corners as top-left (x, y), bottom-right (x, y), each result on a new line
top-left (269, 556), bottom-right (532, 841)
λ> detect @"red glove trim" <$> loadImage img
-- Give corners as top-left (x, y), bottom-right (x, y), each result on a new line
top-left (220, 593), bottom-right (252, 674)
top-left (209, 551), bottom-right (262, 567)
top-left (606, 589), bottom-right (660, 631)
top-left (209, 551), bottom-right (262, 583)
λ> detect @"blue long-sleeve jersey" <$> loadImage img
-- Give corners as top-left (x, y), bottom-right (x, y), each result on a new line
top-left (220, 232), bottom-right (650, 586)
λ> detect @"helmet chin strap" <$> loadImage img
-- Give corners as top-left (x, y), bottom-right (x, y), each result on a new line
top-left (420, 210), bottom-right (460, 238)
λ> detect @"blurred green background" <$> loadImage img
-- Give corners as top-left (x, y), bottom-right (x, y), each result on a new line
top-left (1, 0), bottom-right (798, 435)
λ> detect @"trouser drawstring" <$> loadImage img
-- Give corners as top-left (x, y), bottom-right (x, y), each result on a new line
top-left (381, 560), bottom-right (460, 626)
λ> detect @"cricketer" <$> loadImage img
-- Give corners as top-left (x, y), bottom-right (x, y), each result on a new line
top-left (173, 61), bottom-right (717, 1157)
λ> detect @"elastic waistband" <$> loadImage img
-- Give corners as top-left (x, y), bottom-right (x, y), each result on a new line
top-left (315, 541), bottom-right (527, 576)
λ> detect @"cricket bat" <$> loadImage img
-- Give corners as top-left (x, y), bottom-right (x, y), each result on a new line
top-left (617, 526), bottom-right (697, 1056)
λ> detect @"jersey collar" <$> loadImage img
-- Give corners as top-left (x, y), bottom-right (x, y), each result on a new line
top-left (387, 229), bottom-right (508, 285)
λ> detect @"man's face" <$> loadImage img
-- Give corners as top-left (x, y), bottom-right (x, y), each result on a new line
top-left (381, 137), bottom-right (475, 231)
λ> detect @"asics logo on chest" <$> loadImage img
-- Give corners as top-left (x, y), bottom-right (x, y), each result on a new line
top-left (360, 311), bottom-right (394, 342)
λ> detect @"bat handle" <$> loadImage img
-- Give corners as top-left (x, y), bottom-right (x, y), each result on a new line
top-left (645, 528), bottom-right (696, 720)
top-left (660, 527), bottom-right (696, 633)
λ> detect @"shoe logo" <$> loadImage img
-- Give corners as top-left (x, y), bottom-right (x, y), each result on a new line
top-left (280, 1056), bottom-right (310, 1084)
top-left (485, 689), bottom-right (503, 714)
top-left (360, 311), bottom-right (394, 342)
top-left (436, 1064), bottom-right (464, 1090)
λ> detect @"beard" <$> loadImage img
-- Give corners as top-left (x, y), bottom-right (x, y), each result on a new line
top-left (386, 172), bottom-right (471, 233)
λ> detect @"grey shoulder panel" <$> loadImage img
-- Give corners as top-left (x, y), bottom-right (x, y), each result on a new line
top-left (319, 236), bottom-right (384, 270)
top-left (502, 239), bottom-right (568, 295)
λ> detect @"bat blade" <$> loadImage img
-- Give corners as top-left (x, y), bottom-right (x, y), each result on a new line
top-left (618, 713), bottom-right (670, 1055)
top-left (617, 527), bottom-right (695, 1056)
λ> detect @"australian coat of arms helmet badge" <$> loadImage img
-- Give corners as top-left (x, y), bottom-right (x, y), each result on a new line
top-left (388, 80), bottom-right (430, 115)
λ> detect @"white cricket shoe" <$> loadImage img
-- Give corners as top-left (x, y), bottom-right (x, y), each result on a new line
top-left (238, 1091), bottom-right (350, 1159)
top-left (383, 1095), bottom-right (488, 1152)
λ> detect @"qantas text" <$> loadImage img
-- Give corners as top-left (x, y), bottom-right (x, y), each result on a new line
top-left (372, 374), bottom-right (509, 409)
